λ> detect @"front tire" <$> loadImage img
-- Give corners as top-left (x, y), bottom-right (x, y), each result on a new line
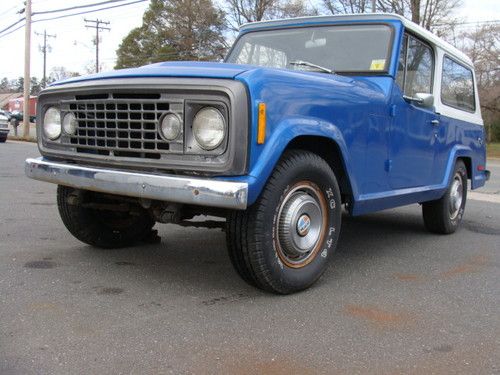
top-left (227, 150), bottom-right (342, 294)
top-left (57, 186), bottom-right (156, 248)
top-left (422, 160), bottom-right (467, 234)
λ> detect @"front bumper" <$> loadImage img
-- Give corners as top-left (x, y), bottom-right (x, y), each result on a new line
top-left (25, 157), bottom-right (248, 209)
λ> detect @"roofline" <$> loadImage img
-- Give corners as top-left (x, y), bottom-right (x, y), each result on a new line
top-left (239, 13), bottom-right (472, 66)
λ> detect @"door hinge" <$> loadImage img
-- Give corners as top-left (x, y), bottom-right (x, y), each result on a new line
top-left (390, 105), bottom-right (397, 117)
top-left (385, 159), bottom-right (393, 172)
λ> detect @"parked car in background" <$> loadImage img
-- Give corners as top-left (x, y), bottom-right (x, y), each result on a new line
top-left (26, 13), bottom-right (490, 294)
top-left (0, 110), bottom-right (13, 121)
top-left (0, 112), bottom-right (9, 142)
top-left (10, 111), bottom-right (36, 124)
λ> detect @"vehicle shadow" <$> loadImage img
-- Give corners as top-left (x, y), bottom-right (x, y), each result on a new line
top-left (77, 206), bottom-right (429, 296)
top-left (336, 208), bottom-right (427, 257)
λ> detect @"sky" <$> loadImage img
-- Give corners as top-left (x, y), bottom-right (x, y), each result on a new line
top-left (0, 0), bottom-right (498, 80)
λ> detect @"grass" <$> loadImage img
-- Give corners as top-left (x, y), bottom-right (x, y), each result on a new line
top-left (487, 143), bottom-right (500, 159)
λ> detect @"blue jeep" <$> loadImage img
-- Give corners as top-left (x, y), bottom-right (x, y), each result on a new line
top-left (26, 14), bottom-right (490, 294)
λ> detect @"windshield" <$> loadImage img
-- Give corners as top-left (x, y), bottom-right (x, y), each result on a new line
top-left (226, 24), bottom-right (393, 74)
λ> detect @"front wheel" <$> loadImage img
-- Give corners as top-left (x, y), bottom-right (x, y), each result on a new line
top-left (422, 160), bottom-right (467, 234)
top-left (226, 150), bottom-right (342, 294)
top-left (57, 186), bottom-right (156, 248)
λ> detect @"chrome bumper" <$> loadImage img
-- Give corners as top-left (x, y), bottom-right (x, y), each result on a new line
top-left (25, 157), bottom-right (248, 209)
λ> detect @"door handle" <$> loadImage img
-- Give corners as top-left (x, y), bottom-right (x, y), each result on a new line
top-left (430, 119), bottom-right (440, 126)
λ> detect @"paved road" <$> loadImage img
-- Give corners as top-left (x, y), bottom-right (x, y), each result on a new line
top-left (482, 158), bottom-right (500, 194)
top-left (1, 141), bottom-right (499, 375)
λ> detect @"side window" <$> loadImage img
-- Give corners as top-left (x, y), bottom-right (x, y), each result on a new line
top-left (396, 35), bottom-right (407, 90)
top-left (405, 36), bottom-right (433, 96)
top-left (441, 56), bottom-right (475, 112)
top-left (396, 34), bottom-right (434, 97)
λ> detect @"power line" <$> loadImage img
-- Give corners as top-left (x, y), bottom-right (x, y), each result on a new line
top-left (85, 18), bottom-right (111, 73)
top-left (31, 0), bottom-right (146, 23)
top-left (0, 22), bottom-right (25, 39)
top-left (32, 0), bottom-right (133, 15)
top-left (0, 3), bottom-right (23, 17)
top-left (0, 17), bottom-right (25, 35)
top-left (434, 19), bottom-right (500, 27)
top-left (0, 0), bottom-right (146, 38)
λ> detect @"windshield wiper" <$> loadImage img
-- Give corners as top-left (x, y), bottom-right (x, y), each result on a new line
top-left (289, 60), bottom-right (334, 74)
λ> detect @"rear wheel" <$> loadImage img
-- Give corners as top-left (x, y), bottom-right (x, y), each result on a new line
top-left (422, 160), bottom-right (467, 234)
top-left (226, 150), bottom-right (342, 294)
top-left (57, 186), bottom-right (156, 248)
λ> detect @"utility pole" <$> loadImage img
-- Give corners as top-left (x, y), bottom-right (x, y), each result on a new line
top-left (23, 0), bottom-right (32, 139)
top-left (35, 30), bottom-right (56, 88)
top-left (372, 0), bottom-right (376, 12)
top-left (84, 19), bottom-right (110, 73)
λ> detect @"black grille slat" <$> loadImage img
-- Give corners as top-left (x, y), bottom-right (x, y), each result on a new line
top-left (63, 96), bottom-right (178, 158)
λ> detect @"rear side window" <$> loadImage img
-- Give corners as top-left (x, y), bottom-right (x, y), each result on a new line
top-left (441, 56), bottom-right (475, 112)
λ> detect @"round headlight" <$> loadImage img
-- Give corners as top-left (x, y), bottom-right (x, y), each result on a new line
top-left (160, 113), bottom-right (182, 141)
top-left (43, 107), bottom-right (61, 140)
top-left (62, 112), bottom-right (77, 135)
top-left (192, 107), bottom-right (225, 150)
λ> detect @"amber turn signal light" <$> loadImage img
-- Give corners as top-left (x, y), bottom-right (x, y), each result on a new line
top-left (257, 103), bottom-right (266, 144)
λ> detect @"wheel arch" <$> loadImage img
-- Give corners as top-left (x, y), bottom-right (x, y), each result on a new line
top-left (457, 156), bottom-right (472, 179)
top-left (285, 136), bottom-right (354, 204)
top-left (243, 117), bottom-right (359, 206)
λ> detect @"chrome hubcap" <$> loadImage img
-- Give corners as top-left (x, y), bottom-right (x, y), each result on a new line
top-left (276, 183), bottom-right (326, 267)
top-left (297, 214), bottom-right (311, 236)
top-left (449, 174), bottom-right (463, 220)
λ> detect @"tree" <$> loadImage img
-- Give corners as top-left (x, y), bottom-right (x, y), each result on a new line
top-left (30, 77), bottom-right (43, 96)
top-left (457, 24), bottom-right (500, 142)
top-left (115, 0), bottom-right (227, 69)
top-left (224, 0), bottom-right (318, 31)
top-left (322, 0), bottom-right (462, 32)
top-left (15, 77), bottom-right (24, 92)
top-left (0, 78), bottom-right (10, 92)
top-left (376, 0), bottom-right (462, 31)
top-left (49, 66), bottom-right (80, 83)
top-left (322, 0), bottom-right (373, 14)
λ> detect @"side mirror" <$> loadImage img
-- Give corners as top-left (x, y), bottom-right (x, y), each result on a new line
top-left (403, 93), bottom-right (434, 108)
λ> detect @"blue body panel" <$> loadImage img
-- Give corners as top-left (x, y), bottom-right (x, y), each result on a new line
top-left (51, 61), bottom-right (252, 84)
top-left (53, 18), bottom-right (488, 215)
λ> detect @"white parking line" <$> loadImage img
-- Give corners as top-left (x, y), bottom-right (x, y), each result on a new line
top-left (469, 191), bottom-right (500, 204)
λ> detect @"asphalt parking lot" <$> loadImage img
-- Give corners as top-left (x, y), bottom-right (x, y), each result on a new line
top-left (1, 141), bottom-right (499, 374)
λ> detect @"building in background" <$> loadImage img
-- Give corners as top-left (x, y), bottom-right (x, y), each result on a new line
top-left (0, 92), bottom-right (23, 111)
top-left (8, 96), bottom-right (37, 117)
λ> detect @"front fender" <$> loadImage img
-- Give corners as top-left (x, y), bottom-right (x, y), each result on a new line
top-left (242, 116), bottom-right (357, 205)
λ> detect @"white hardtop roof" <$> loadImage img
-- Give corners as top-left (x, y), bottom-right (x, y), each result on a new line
top-left (240, 13), bottom-right (472, 66)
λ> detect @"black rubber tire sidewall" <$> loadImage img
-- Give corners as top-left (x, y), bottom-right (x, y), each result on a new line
top-left (57, 186), bottom-right (155, 248)
top-left (251, 152), bottom-right (342, 293)
top-left (447, 161), bottom-right (468, 229)
top-left (422, 160), bottom-right (467, 234)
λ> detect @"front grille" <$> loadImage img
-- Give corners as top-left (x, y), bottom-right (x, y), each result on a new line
top-left (61, 93), bottom-right (183, 159)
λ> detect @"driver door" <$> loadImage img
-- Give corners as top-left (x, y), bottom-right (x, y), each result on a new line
top-left (389, 34), bottom-right (439, 189)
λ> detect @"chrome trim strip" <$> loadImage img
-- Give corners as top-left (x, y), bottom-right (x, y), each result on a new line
top-left (25, 157), bottom-right (248, 209)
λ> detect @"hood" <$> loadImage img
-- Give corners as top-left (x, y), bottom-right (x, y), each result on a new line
top-left (50, 61), bottom-right (254, 86)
